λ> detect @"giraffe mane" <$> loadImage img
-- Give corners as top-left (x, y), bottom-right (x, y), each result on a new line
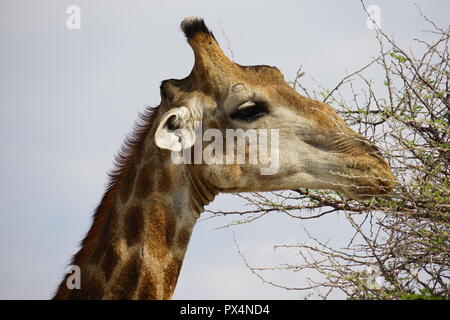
top-left (53, 106), bottom-right (160, 299)
top-left (108, 106), bottom-right (160, 192)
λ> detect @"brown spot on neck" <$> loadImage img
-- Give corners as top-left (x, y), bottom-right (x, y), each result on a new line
top-left (120, 165), bottom-right (137, 204)
top-left (163, 257), bottom-right (183, 299)
top-left (92, 206), bottom-right (118, 261)
top-left (147, 203), bottom-right (177, 260)
top-left (159, 166), bottom-right (173, 193)
top-left (109, 253), bottom-right (142, 300)
top-left (135, 163), bottom-right (154, 199)
top-left (124, 205), bottom-right (144, 247)
top-left (100, 242), bottom-right (121, 282)
top-left (177, 225), bottom-right (192, 249)
top-left (137, 271), bottom-right (158, 300)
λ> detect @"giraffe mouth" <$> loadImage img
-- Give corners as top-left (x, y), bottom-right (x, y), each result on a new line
top-left (338, 162), bottom-right (395, 199)
top-left (302, 136), bottom-right (395, 199)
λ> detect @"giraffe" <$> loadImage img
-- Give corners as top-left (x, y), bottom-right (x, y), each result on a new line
top-left (53, 17), bottom-right (395, 300)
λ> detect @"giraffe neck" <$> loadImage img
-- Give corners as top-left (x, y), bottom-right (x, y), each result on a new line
top-left (54, 142), bottom-right (218, 299)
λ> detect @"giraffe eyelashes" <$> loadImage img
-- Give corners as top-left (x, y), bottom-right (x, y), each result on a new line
top-left (230, 101), bottom-right (269, 122)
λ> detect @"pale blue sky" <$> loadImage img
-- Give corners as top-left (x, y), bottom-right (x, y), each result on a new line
top-left (0, 0), bottom-right (448, 299)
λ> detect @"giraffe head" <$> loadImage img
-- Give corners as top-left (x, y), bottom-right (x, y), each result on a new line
top-left (154, 17), bottom-right (394, 200)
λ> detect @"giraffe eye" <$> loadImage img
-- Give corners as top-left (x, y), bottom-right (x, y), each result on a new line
top-left (230, 101), bottom-right (269, 122)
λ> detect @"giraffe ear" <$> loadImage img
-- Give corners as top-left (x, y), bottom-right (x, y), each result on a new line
top-left (154, 106), bottom-right (196, 152)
